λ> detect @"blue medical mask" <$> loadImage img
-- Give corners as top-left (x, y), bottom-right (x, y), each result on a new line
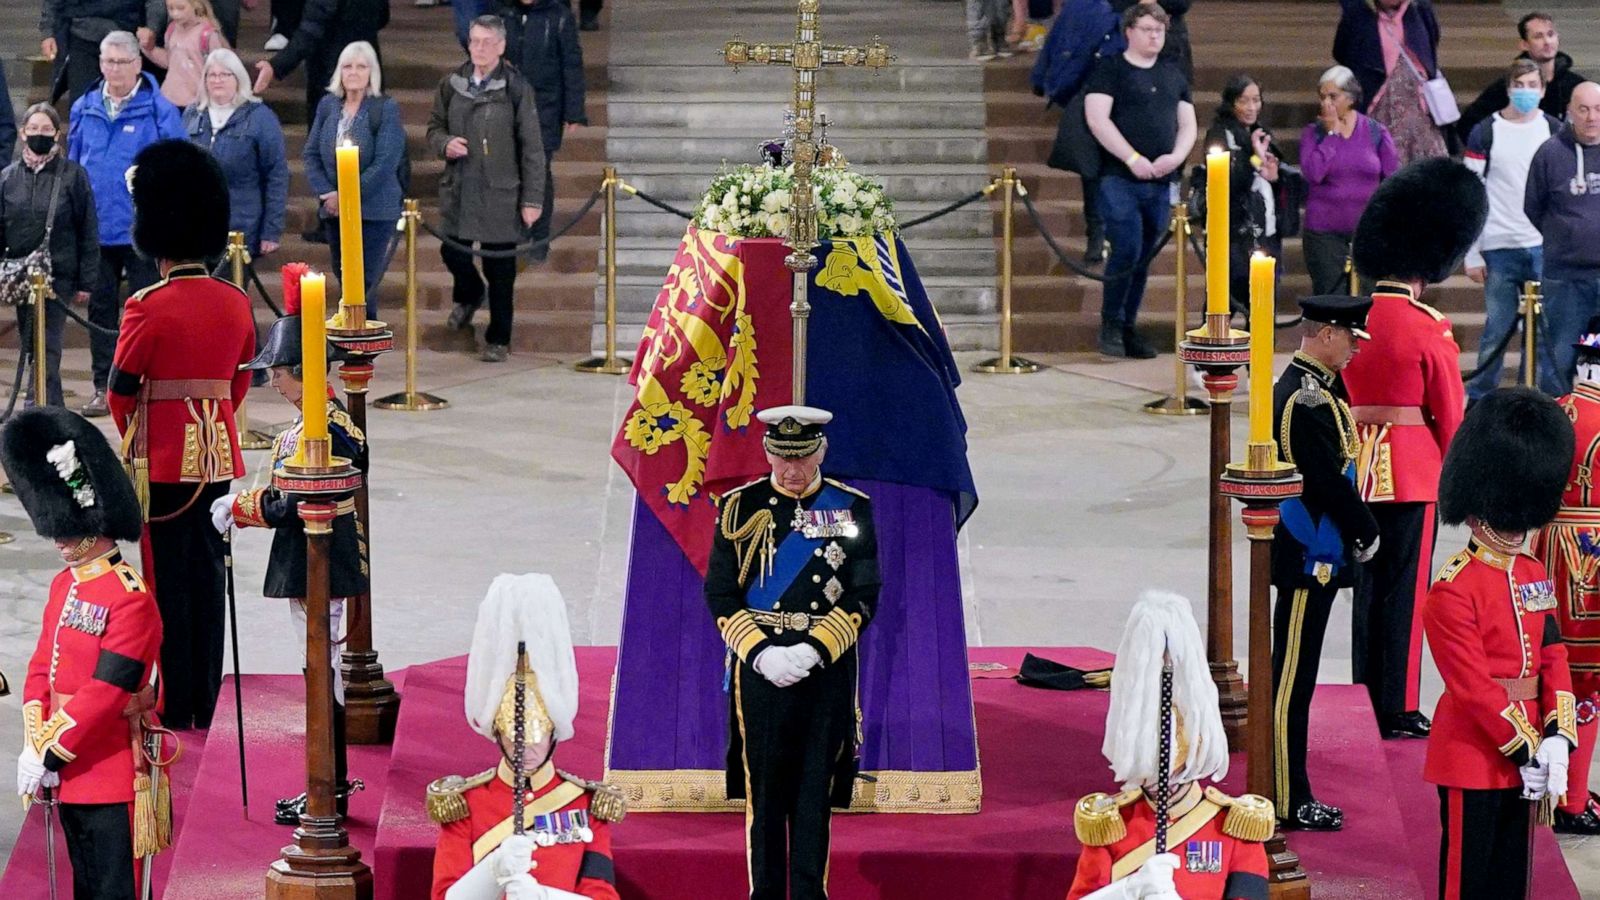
top-left (1509, 87), bottom-right (1542, 114)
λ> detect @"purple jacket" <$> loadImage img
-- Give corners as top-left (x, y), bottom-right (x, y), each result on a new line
top-left (1300, 114), bottom-right (1400, 235)
top-left (1332, 0), bottom-right (1441, 113)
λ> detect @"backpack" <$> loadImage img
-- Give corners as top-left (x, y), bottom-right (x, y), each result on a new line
top-left (1032, 0), bottom-right (1126, 107)
top-left (367, 98), bottom-right (411, 197)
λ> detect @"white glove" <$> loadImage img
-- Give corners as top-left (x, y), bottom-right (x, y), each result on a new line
top-left (753, 646), bottom-right (810, 688)
top-left (41, 770), bottom-right (59, 790)
top-left (787, 643), bottom-right (822, 672)
top-left (500, 874), bottom-right (546, 900)
top-left (1124, 853), bottom-right (1180, 899)
top-left (1519, 762), bottom-right (1548, 800)
top-left (210, 495), bottom-right (236, 534)
top-left (16, 747), bottom-right (46, 797)
top-left (1538, 738), bottom-right (1571, 801)
top-left (490, 834), bottom-right (536, 882)
top-left (1355, 535), bottom-right (1380, 564)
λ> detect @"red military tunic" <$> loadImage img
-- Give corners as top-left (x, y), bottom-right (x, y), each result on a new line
top-left (22, 549), bottom-right (162, 804)
top-left (429, 761), bottom-right (622, 900)
top-left (1531, 382), bottom-right (1600, 700)
top-left (107, 263), bottom-right (255, 490)
top-left (1341, 282), bottom-right (1465, 503)
top-left (1067, 783), bottom-right (1271, 900)
top-left (1424, 542), bottom-right (1579, 789)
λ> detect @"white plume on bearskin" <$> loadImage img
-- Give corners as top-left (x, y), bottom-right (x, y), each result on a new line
top-left (1102, 590), bottom-right (1228, 789)
top-left (464, 574), bottom-right (580, 743)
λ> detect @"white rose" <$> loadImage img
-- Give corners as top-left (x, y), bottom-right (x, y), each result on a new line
top-left (760, 192), bottom-right (782, 214)
top-left (765, 213), bottom-right (789, 236)
top-left (837, 213), bottom-right (862, 235)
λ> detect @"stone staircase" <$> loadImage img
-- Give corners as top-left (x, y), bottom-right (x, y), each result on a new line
top-left (604, 0), bottom-right (997, 351)
top-left (985, 0), bottom-right (1563, 354)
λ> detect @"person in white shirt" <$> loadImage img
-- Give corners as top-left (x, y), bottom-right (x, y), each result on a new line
top-left (1463, 59), bottom-right (1562, 402)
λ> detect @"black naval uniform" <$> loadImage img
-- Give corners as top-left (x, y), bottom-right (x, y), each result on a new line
top-left (231, 396), bottom-right (368, 797)
top-left (707, 474), bottom-right (880, 900)
top-left (1270, 351), bottom-right (1379, 821)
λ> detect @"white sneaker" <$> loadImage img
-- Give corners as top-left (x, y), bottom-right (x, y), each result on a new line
top-left (263, 33), bottom-right (288, 51)
top-left (414, 0), bottom-right (439, 6)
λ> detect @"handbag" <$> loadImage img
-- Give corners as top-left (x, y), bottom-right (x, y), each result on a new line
top-left (0, 164), bottom-right (63, 307)
top-left (1404, 53), bottom-right (1460, 127)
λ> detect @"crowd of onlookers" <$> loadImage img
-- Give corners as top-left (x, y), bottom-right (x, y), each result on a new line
top-left (1026, 0), bottom-right (1599, 385)
top-left (0, 0), bottom-right (590, 418)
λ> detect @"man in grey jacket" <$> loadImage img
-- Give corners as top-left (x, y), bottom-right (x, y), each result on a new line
top-left (426, 15), bottom-right (544, 363)
top-left (1525, 81), bottom-right (1600, 394)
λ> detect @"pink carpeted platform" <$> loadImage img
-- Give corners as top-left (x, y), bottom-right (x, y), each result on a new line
top-left (370, 648), bottom-right (1578, 900)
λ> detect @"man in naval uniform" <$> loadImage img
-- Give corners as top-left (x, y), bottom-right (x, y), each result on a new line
top-left (705, 405), bottom-right (880, 900)
top-left (107, 139), bottom-right (256, 730)
top-left (1528, 321), bottom-right (1600, 835)
top-left (1067, 591), bottom-right (1273, 900)
top-left (210, 312), bottom-right (369, 825)
top-left (2, 407), bottom-right (169, 899)
top-left (1270, 295), bottom-right (1381, 832)
top-left (1427, 387), bottom-right (1577, 900)
top-left (427, 575), bottom-right (624, 900)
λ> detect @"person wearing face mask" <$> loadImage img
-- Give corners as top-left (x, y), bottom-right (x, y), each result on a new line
top-left (0, 103), bottom-right (98, 408)
top-left (1525, 81), bottom-right (1600, 395)
top-left (1462, 60), bottom-right (1562, 403)
top-left (1269, 294), bottom-right (1381, 832)
top-left (1457, 12), bottom-right (1587, 144)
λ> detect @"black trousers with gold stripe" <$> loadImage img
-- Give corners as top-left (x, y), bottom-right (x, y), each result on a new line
top-left (1437, 786), bottom-right (1531, 900)
top-left (1271, 581), bottom-right (1338, 814)
top-left (730, 656), bottom-right (855, 900)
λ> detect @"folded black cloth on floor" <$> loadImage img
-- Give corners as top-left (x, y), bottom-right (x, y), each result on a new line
top-left (1015, 653), bottom-right (1111, 690)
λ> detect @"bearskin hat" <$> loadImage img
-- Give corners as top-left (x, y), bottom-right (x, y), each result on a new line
top-left (131, 139), bottom-right (230, 262)
top-left (0, 407), bottom-right (142, 542)
top-left (1352, 157), bottom-right (1488, 286)
top-left (1439, 387), bottom-right (1573, 533)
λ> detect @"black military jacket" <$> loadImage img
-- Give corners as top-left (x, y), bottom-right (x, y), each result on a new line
top-left (1270, 352), bottom-right (1380, 588)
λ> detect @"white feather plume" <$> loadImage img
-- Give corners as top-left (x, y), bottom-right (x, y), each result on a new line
top-left (463, 573), bottom-right (580, 743)
top-left (1101, 590), bottom-right (1229, 788)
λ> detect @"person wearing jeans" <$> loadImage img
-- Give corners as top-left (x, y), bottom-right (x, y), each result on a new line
top-left (1082, 2), bottom-right (1194, 358)
top-left (1469, 247), bottom-right (1546, 392)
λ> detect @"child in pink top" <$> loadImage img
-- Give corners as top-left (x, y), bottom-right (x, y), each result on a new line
top-left (139, 0), bottom-right (228, 108)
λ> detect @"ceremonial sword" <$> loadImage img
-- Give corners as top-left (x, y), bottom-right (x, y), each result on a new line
top-left (224, 529), bottom-right (248, 816)
top-left (512, 641), bottom-right (527, 837)
top-left (1155, 643), bottom-right (1174, 856)
top-left (41, 785), bottom-right (58, 900)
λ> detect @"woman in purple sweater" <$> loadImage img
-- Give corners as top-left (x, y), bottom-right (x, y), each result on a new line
top-left (1301, 64), bottom-right (1401, 295)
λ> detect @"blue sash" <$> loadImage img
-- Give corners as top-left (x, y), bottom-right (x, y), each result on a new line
top-left (744, 484), bottom-right (855, 610)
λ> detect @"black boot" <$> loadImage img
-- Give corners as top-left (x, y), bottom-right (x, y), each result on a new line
top-left (1122, 326), bottom-right (1157, 359)
top-left (274, 780), bottom-right (366, 826)
top-left (1553, 795), bottom-right (1600, 835)
top-left (1281, 798), bottom-right (1343, 831)
top-left (1098, 321), bottom-right (1126, 357)
top-left (1379, 710), bottom-right (1431, 739)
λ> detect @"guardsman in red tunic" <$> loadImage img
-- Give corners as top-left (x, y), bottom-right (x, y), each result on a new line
top-left (1, 407), bottom-right (173, 899)
top-left (1427, 387), bottom-right (1579, 900)
top-left (1067, 592), bottom-right (1273, 900)
top-left (1342, 158), bottom-right (1479, 741)
top-left (428, 575), bottom-right (624, 900)
top-left (1528, 319), bottom-right (1600, 834)
top-left (106, 140), bottom-right (256, 730)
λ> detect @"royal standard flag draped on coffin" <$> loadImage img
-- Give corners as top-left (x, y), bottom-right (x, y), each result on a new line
top-left (611, 225), bottom-right (978, 574)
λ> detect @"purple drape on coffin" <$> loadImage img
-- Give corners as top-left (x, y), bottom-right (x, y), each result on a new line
top-left (607, 478), bottom-right (978, 782)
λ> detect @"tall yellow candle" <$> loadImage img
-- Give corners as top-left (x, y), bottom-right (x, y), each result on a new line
top-left (1247, 253), bottom-right (1276, 448)
top-left (1206, 148), bottom-right (1230, 317)
top-left (335, 142), bottom-right (365, 316)
top-left (299, 271), bottom-right (330, 448)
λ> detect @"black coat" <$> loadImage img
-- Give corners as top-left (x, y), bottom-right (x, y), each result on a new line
top-left (267, 0), bottom-right (389, 82)
top-left (0, 155), bottom-right (99, 301)
top-left (0, 67), bottom-right (14, 164)
top-left (1270, 353), bottom-right (1379, 589)
top-left (1201, 112), bottom-right (1303, 241)
top-left (501, 0), bottom-right (587, 153)
top-left (252, 401), bottom-right (369, 600)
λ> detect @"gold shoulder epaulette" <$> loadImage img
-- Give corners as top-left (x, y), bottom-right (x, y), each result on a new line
top-left (1073, 789), bottom-right (1139, 847)
top-left (559, 770), bottom-right (627, 823)
top-left (425, 768), bottom-right (495, 825)
top-left (1408, 298), bottom-right (1446, 322)
top-left (1204, 787), bottom-right (1274, 842)
top-left (824, 478), bottom-right (870, 500)
top-left (1435, 550), bottom-right (1471, 584)
top-left (113, 562), bottom-right (146, 593)
top-left (329, 406), bottom-right (366, 445)
top-left (126, 281), bottom-right (161, 303)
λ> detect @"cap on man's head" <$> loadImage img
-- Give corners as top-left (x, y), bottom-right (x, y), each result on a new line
top-left (757, 405), bottom-right (833, 459)
top-left (1297, 295), bottom-right (1373, 340)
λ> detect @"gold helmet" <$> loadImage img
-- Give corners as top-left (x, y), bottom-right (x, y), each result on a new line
top-left (465, 574), bottom-right (579, 746)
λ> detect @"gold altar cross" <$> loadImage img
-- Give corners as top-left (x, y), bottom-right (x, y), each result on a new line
top-left (723, 0), bottom-right (892, 404)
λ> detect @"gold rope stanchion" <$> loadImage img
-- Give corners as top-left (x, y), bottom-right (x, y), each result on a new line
top-left (974, 165), bottom-right (1039, 374)
top-left (30, 271), bottom-right (47, 407)
top-left (1144, 203), bottom-right (1206, 415)
top-left (575, 166), bottom-right (631, 374)
top-left (229, 231), bottom-right (275, 450)
top-left (1521, 280), bottom-right (1542, 388)
top-left (375, 199), bottom-right (449, 411)
top-left (1346, 254), bottom-right (1359, 298)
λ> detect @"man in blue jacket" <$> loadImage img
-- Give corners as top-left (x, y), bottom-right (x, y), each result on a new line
top-left (68, 30), bottom-right (184, 418)
top-left (1525, 81), bottom-right (1600, 395)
